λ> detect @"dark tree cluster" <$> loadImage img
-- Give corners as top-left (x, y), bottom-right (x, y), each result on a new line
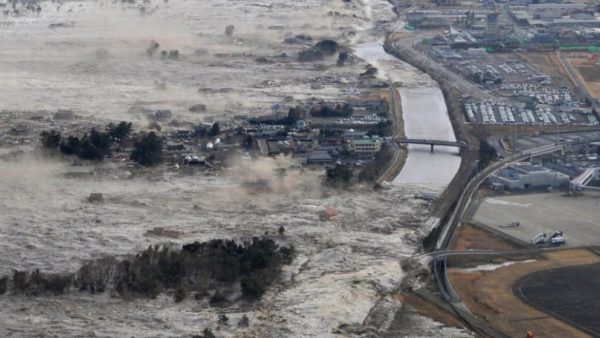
top-left (130, 132), bottom-right (163, 166)
top-left (1, 238), bottom-right (294, 303)
top-left (371, 119), bottom-right (392, 137)
top-left (247, 105), bottom-right (305, 126)
top-left (284, 105), bottom-right (305, 125)
top-left (40, 121), bottom-right (133, 161)
top-left (297, 39), bottom-right (339, 62)
top-left (9, 270), bottom-right (74, 296)
top-left (56, 128), bottom-right (113, 161)
top-left (107, 121), bottom-right (132, 142)
top-left (310, 103), bottom-right (353, 118)
top-left (478, 139), bottom-right (498, 169)
top-left (325, 163), bottom-right (354, 187)
top-left (193, 328), bottom-right (216, 338)
top-left (146, 39), bottom-right (160, 56)
top-left (160, 50), bottom-right (179, 60)
top-left (40, 130), bottom-right (61, 150)
top-left (337, 51), bottom-right (350, 66)
top-left (358, 143), bottom-right (394, 182)
top-left (359, 66), bottom-right (378, 79)
top-left (208, 122), bottom-right (220, 137)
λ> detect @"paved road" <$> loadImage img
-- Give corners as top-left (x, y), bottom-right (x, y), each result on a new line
top-left (429, 143), bottom-right (565, 337)
top-left (390, 35), bottom-right (495, 101)
top-left (377, 86), bottom-right (405, 183)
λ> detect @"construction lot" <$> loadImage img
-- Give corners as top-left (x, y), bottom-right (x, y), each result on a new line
top-left (516, 262), bottom-right (600, 336)
top-left (568, 56), bottom-right (600, 99)
top-left (471, 191), bottom-right (600, 247)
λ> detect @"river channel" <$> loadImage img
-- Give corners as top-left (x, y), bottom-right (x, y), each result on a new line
top-left (355, 42), bottom-right (461, 190)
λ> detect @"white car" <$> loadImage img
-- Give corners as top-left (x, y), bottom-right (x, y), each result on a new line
top-left (549, 231), bottom-right (565, 246)
top-left (531, 232), bottom-right (546, 245)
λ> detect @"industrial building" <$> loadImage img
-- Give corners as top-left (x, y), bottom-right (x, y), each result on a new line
top-left (509, 3), bottom-right (600, 28)
top-left (406, 9), bottom-right (490, 28)
top-left (490, 162), bottom-right (569, 190)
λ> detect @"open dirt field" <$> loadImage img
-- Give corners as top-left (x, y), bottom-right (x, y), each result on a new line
top-left (452, 223), bottom-right (525, 252)
top-left (569, 57), bottom-right (600, 98)
top-left (449, 248), bottom-right (600, 338)
top-left (518, 52), bottom-right (576, 91)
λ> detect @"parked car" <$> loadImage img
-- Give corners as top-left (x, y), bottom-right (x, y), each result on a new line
top-left (549, 230), bottom-right (565, 246)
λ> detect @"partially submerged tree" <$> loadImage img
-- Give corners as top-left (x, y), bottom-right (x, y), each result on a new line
top-left (358, 143), bottom-right (394, 182)
top-left (146, 39), bottom-right (160, 56)
top-left (326, 163), bottom-right (353, 187)
top-left (208, 122), bottom-right (220, 137)
top-left (478, 139), bottom-right (497, 169)
top-left (130, 132), bottom-right (163, 166)
top-left (238, 315), bottom-right (250, 328)
top-left (40, 130), bottom-right (61, 150)
top-left (59, 136), bottom-right (81, 156)
top-left (285, 105), bottom-right (305, 125)
top-left (55, 129), bottom-right (112, 161)
top-left (78, 129), bottom-right (113, 161)
top-left (225, 25), bottom-right (234, 36)
top-left (199, 328), bottom-right (216, 338)
top-left (1, 238), bottom-right (294, 304)
top-left (107, 121), bottom-right (132, 142)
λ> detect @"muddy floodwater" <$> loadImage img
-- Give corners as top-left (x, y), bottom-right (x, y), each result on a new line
top-left (0, 0), bottom-right (471, 337)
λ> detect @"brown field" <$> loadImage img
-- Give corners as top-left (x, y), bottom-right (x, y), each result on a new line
top-left (518, 52), bottom-right (576, 90)
top-left (452, 223), bottom-right (525, 252)
top-left (569, 56), bottom-right (600, 98)
top-left (449, 248), bottom-right (600, 338)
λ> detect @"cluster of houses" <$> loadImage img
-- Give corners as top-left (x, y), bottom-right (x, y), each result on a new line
top-left (159, 99), bottom-right (389, 168)
top-left (255, 129), bottom-right (383, 165)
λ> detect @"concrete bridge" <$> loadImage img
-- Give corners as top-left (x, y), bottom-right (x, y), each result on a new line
top-left (395, 138), bottom-right (469, 152)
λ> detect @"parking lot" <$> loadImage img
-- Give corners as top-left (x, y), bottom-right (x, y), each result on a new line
top-left (462, 99), bottom-right (598, 125)
top-left (471, 191), bottom-right (600, 247)
top-left (429, 47), bottom-right (600, 126)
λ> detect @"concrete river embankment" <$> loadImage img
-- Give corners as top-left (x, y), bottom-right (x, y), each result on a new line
top-left (355, 42), bottom-right (461, 190)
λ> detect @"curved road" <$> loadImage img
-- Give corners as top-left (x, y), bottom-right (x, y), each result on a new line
top-left (431, 143), bottom-right (565, 337)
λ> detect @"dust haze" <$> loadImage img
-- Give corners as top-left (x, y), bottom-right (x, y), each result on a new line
top-left (0, 0), bottom-right (472, 337)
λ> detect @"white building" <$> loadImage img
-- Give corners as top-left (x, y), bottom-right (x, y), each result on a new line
top-left (349, 138), bottom-right (382, 159)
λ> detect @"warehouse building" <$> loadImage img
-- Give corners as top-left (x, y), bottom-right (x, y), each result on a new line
top-left (490, 163), bottom-right (569, 190)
